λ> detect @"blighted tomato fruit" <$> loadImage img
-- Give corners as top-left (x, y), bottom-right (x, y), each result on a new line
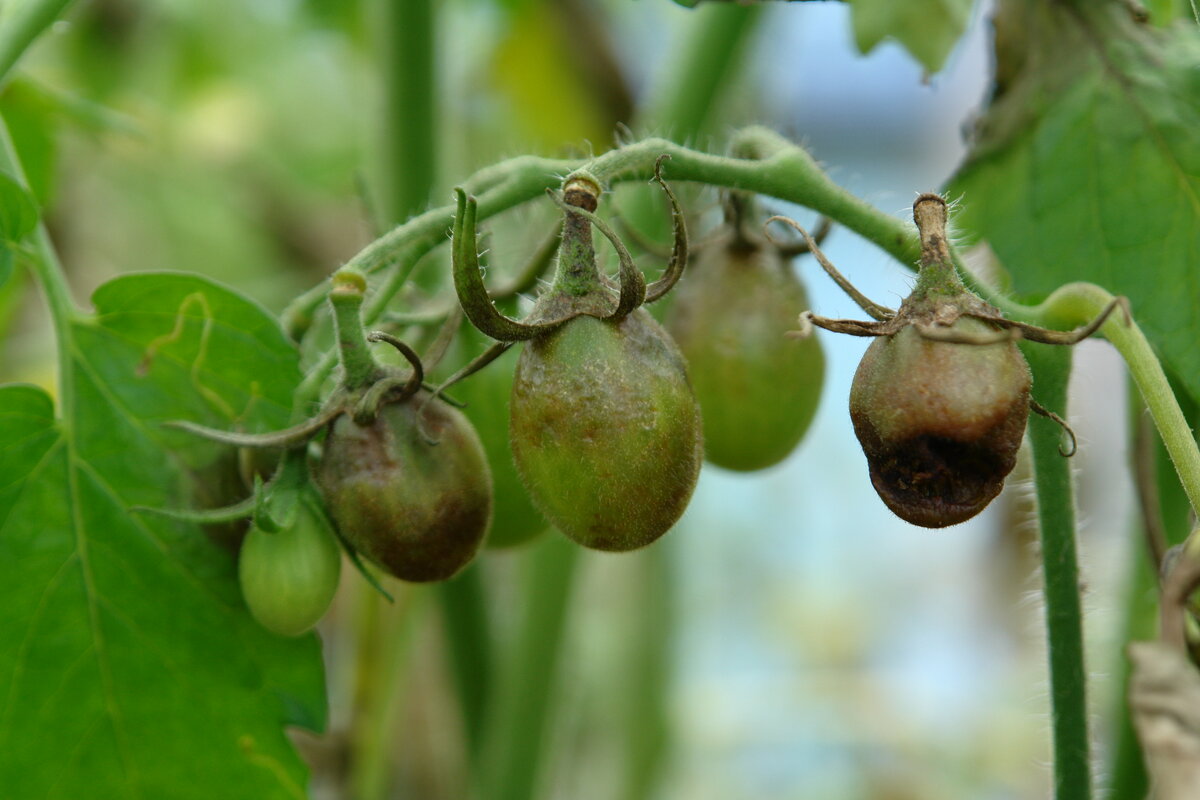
top-left (847, 195), bottom-right (1030, 527)
top-left (510, 311), bottom-right (702, 551)
top-left (238, 498), bottom-right (342, 637)
top-left (315, 389), bottom-right (492, 582)
top-left (666, 193), bottom-right (824, 471)
top-left (850, 318), bottom-right (1030, 527)
top-left (449, 159), bottom-right (701, 551)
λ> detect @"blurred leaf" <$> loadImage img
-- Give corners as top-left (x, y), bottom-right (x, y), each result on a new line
top-left (0, 274), bottom-right (322, 799)
top-left (2, 80), bottom-right (60, 206)
top-left (0, 248), bottom-right (11, 290)
top-left (490, 1), bottom-right (613, 149)
top-left (948, 5), bottom-right (1200, 406)
top-left (0, 170), bottom-right (37, 242)
top-left (848, 0), bottom-right (973, 73)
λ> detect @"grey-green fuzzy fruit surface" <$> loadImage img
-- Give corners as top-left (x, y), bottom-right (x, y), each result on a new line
top-left (510, 310), bottom-right (702, 551)
top-left (315, 391), bottom-right (492, 582)
top-left (849, 318), bottom-right (1031, 528)
top-left (666, 239), bottom-right (824, 471)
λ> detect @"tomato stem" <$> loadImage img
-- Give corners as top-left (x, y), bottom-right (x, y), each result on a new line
top-left (1023, 342), bottom-right (1093, 800)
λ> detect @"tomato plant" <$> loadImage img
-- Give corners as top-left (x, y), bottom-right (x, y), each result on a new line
top-left (2, 2), bottom-right (1199, 800)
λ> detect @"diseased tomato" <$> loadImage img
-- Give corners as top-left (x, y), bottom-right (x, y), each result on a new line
top-left (510, 310), bottom-right (702, 551)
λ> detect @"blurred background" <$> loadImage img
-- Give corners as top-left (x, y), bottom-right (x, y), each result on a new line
top-left (0, 1), bottom-right (1140, 798)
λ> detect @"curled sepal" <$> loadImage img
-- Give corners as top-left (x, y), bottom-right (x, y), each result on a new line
top-left (452, 188), bottom-right (559, 342)
top-left (1031, 400), bottom-right (1078, 458)
top-left (427, 341), bottom-right (513, 403)
top-left (546, 188), bottom-right (646, 320)
top-left (163, 404), bottom-right (343, 449)
top-left (775, 217), bottom-right (833, 259)
top-left (981, 295), bottom-right (1131, 346)
top-left (643, 154), bottom-right (688, 303)
top-left (131, 493), bottom-right (257, 524)
top-left (351, 331), bottom-right (426, 424)
top-left (766, 215), bottom-right (895, 321)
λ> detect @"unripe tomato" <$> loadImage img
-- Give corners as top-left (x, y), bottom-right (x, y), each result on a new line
top-left (849, 318), bottom-right (1030, 528)
top-left (666, 238), bottom-right (824, 471)
top-left (238, 499), bottom-right (341, 637)
top-left (315, 391), bottom-right (492, 582)
top-left (510, 310), bottom-right (702, 551)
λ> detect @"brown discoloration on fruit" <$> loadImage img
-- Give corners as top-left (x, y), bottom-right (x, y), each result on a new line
top-left (850, 318), bottom-right (1030, 528)
top-left (510, 310), bottom-right (702, 551)
top-left (316, 390), bottom-right (492, 582)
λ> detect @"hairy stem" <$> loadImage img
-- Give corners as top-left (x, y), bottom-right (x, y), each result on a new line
top-left (1022, 282), bottom-right (1200, 517)
top-left (1022, 342), bottom-right (1091, 800)
top-left (280, 131), bottom-right (920, 340)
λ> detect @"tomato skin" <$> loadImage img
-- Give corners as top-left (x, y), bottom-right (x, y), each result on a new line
top-left (315, 391), bottom-right (492, 582)
top-left (509, 310), bottom-right (702, 552)
top-left (849, 318), bottom-right (1030, 528)
top-left (238, 500), bottom-right (341, 637)
top-left (666, 240), bottom-right (824, 471)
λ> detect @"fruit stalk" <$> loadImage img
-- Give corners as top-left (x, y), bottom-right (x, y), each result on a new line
top-left (328, 269), bottom-right (384, 392)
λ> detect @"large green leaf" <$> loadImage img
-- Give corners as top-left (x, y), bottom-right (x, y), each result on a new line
top-left (0, 273), bottom-right (324, 799)
top-left (949, 3), bottom-right (1200, 404)
top-left (849, 0), bottom-right (974, 73)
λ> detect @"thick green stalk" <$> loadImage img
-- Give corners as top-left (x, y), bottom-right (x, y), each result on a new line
top-left (619, 545), bottom-right (673, 800)
top-left (378, 0), bottom-right (436, 223)
top-left (0, 116), bottom-right (78, 412)
top-left (1022, 342), bottom-right (1091, 800)
top-left (640, 2), bottom-right (762, 139)
top-left (280, 131), bottom-right (919, 339)
top-left (1025, 283), bottom-right (1200, 515)
top-left (479, 535), bottom-right (579, 800)
top-left (435, 564), bottom-right (492, 767)
top-left (0, 0), bottom-right (75, 88)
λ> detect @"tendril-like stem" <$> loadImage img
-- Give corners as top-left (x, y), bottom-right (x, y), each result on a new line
top-left (765, 215), bottom-right (895, 321)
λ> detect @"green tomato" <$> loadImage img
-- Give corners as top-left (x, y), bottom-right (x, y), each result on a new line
top-left (510, 310), bottom-right (702, 552)
top-left (665, 238), bottom-right (824, 471)
top-left (238, 499), bottom-right (341, 637)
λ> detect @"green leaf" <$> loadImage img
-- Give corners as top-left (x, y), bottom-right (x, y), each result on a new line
top-left (848, 0), bottom-right (974, 73)
top-left (0, 273), bottom-right (324, 799)
top-left (0, 169), bottom-right (37, 242)
top-left (948, 6), bottom-right (1200, 406)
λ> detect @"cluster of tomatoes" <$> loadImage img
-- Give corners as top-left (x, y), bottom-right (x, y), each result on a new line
top-left (180, 166), bottom-right (1049, 638)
